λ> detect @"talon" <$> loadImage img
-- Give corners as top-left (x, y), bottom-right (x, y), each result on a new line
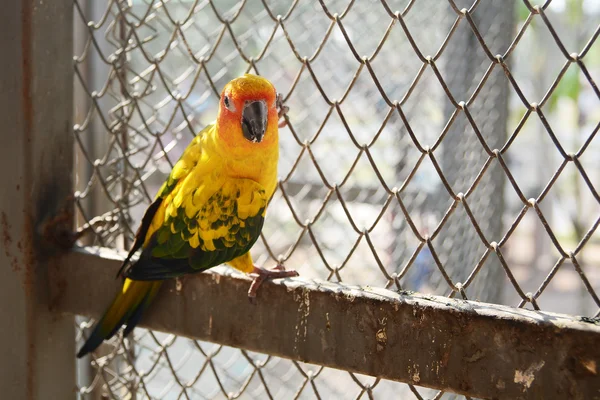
top-left (276, 92), bottom-right (289, 128)
top-left (247, 265), bottom-right (299, 301)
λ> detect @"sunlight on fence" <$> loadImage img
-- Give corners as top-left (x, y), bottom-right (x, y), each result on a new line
top-left (72, 0), bottom-right (600, 398)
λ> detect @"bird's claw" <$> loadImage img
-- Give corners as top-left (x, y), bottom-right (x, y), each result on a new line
top-left (248, 264), bottom-right (299, 304)
top-left (276, 92), bottom-right (289, 128)
top-left (272, 263), bottom-right (285, 271)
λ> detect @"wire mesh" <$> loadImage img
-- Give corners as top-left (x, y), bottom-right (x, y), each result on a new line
top-left (72, 0), bottom-right (600, 398)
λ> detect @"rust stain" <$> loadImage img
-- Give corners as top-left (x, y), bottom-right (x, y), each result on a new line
top-left (22, 213), bottom-right (36, 400)
top-left (40, 202), bottom-right (76, 250)
top-left (21, 0), bottom-right (35, 393)
top-left (2, 212), bottom-right (13, 249)
top-left (47, 260), bottom-right (67, 313)
top-left (22, 214), bottom-right (35, 292)
top-left (465, 348), bottom-right (485, 363)
top-left (440, 347), bottom-right (450, 368)
top-left (11, 257), bottom-right (19, 272)
top-left (1, 211), bottom-right (20, 273)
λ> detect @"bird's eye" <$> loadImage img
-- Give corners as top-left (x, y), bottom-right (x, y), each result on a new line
top-left (223, 95), bottom-right (234, 111)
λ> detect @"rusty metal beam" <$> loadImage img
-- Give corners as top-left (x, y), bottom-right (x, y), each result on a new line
top-left (0, 0), bottom-right (75, 398)
top-left (53, 247), bottom-right (600, 399)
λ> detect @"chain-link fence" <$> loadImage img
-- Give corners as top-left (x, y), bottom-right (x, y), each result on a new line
top-left (71, 0), bottom-right (600, 398)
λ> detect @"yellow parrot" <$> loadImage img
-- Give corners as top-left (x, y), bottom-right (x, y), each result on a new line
top-left (77, 74), bottom-right (297, 358)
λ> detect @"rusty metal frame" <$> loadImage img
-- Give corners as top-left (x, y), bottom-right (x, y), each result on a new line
top-left (0, 0), bottom-right (75, 398)
top-left (2, 1), bottom-right (597, 399)
top-left (52, 247), bottom-right (600, 399)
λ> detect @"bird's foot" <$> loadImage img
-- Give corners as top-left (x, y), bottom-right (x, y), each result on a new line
top-left (248, 264), bottom-right (298, 303)
top-left (276, 92), bottom-right (289, 128)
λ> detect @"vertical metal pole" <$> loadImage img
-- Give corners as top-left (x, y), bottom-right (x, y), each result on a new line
top-left (0, 0), bottom-right (75, 399)
top-left (440, 2), bottom-right (514, 303)
top-left (118, 6), bottom-right (132, 252)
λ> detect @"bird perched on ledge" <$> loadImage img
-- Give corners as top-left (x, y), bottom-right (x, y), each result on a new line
top-left (77, 74), bottom-right (298, 358)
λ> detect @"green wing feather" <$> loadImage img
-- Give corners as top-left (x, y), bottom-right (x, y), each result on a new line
top-left (124, 190), bottom-right (267, 281)
top-left (123, 129), bottom-right (270, 281)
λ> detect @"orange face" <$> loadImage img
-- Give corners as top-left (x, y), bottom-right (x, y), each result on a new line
top-left (215, 74), bottom-right (279, 155)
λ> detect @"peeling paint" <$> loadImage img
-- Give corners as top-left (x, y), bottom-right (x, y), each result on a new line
top-left (433, 361), bottom-right (440, 375)
top-left (465, 349), bottom-right (485, 363)
top-left (582, 359), bottom-right (597, 375)
top-left (407, 364), bottom-right (420, 383)
top-left (514, 360), bottom-right (545, 390)
top-left (376, 328), bottom-right (387, 352)
top-left (376, 317), bottom-right (387, 352)
top-left (293, 287), bottom-right (310, 355)
top-left (344, 291), bottom-right (356, 302)
top-left (412, 371), bottom-right (420, 383)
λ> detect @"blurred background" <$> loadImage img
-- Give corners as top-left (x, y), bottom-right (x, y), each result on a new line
top-left (73, 0), bottom-right (599, 398)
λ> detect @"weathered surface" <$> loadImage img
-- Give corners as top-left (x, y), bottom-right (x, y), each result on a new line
top-left (54, 247), bottom-right (600, 400)
top-left (0, 0), bottom-right (75, 398)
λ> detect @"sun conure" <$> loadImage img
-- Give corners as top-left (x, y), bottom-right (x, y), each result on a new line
top-left (77, 74), bottom-right (298, 358)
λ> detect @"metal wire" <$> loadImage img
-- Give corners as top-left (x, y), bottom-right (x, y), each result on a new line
top-left (73, 0), bottom-right (600, 398)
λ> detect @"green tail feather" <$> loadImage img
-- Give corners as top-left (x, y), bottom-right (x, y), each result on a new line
top-left (77, 280), bottom-right (162, 358)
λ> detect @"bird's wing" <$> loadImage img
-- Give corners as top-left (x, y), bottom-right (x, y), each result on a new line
top-left (118, 125), bottom-right (212, 277)
top-left (124, 177), bottom-right (270, 281)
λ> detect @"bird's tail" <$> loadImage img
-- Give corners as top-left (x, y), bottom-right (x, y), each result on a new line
top-left (77, 278), bottom-right (162, 358)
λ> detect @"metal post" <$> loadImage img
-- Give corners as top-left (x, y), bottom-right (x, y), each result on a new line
top-left (0, 0), bottom-right (75, 399)
top-left (440, 2), bottom-right (514, 303)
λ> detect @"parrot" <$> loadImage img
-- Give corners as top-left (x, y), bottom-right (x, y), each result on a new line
top-left (76, 74), bottom-right (298, 358)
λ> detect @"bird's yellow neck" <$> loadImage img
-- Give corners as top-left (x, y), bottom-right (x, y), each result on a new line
top-left (204, 125), bottom-right (279, 198)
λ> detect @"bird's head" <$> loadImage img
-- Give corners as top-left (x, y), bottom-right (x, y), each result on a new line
top-left (215, 74), bottom-right (278, 155)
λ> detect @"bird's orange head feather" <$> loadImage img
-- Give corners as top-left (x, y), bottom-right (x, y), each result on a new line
top-left (215, 74), bottom-right (279, 157)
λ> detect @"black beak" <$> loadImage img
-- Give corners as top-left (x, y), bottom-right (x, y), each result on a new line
top-left (242, 100), bottom-right (267, 143)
